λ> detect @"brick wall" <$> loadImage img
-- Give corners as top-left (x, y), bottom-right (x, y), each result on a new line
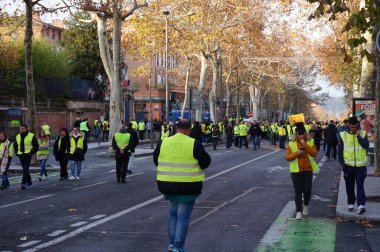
top-left (36, 112), bottom-right (68, 137)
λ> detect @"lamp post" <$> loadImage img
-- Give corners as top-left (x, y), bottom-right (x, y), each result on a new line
top-left (163, 7), bottom-right (170, 123)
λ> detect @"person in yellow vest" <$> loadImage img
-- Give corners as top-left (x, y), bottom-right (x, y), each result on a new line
top-left (41, 122), bottom-right (51, 138)
top-left (201, 121), bottom-right (206, 143)
top-left (218, 121), bottom-right (224, 141)
top-left (233, 123), bottom-right (240, 147)
top-left (161, 124), bottom-right (170, 140)
top-left (0, 131), bottom-right (14, 190)
top-left (112, 125), bottom-right (133, 183)
top-left (285, 122), bottom-right (318, 220)
top-left (14, 124), bottom-right (39, 190)
top-left (278, 123), bottom-right (287, 149)
top-left (37, 129), bottom-right (50, 180)
top-left (154, 119), bottom-right (211, 252)
top-left (138, 121), bottom-right (145, 140)
top-left (131, 119), bottom-right (138, 131)
top-left (304, 122), bottom-right (312, 134)
top-left (102, 119), bottom-right (110, 142)
top-left (271, 122), bottom-right (278, 146)
top-left (239, 121), bottom-right (248, 149)
top-left (80, 118), bottom-right (90, 142)
top-left (53, 128), bottom-right (70, 180)
top-left (287, 123), bottom-right (295, 141)
top-left (10, 119), bottom-right (21, 128)
top-left (68, 127), bottom-right (88, 180)
top-left (338, 117), bottom-right (369, 214)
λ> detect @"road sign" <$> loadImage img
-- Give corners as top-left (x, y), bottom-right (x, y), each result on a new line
top-left (248, 112), bottom-right (253, 118)
top-left (377, 31), bottom-right (380, 52)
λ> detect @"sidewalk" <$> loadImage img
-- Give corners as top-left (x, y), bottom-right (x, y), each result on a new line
top-left (336, 166), bottom-right (380, 223)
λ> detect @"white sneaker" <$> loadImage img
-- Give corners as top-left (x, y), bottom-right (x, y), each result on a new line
top-left (303, 205), bottom-right (309, 216)
top-left (348, 204), bottom-right (354, 212)
top-left (357, 205), bottom-right (366, 214)
top-left (295, 211), bottom-right (302, 220)
top-left (76, 176), bottom-right (80, 180)
top-left (69, 176), bottom-right (75, 180)
top-left (43, 175), bottom-right (48, 180)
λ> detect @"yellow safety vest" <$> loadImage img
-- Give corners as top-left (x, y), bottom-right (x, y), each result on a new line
top-left (80, 121), bottom-right (89, 131)
top-left (161, 130), bottom-right (170, 140)
top-left (0, 141), bottom-right (14, 158)
top-left (138, 122), bottom-right (145, 131)
top-left (305, 124), bottom-right (311, 133)
top-left (340, 131), bottom-right (367, 167)
top-left (234, 126), bottom-right (240, 135)
top-left (278, 127), bottom-right (286, 136)
top-left (37, 139), bottom-right (49, 155)
top-left (239, 124), bottom-right (247, 136)
top-left (132, 121), bottom-right (138, 130)
top-left (287, 125), bottom-right (294, 139)
top-left (70, 136), bottom-right (84, 154)
top-left (115, 132), bottom-right (131, 150)
top-left (10, 120), bottom-right (21, 127)
top-left (16, 133), bottom-right (34, 155)
top-left (288, 139), bottom-right (319, 172)
top-left (201, 123), bottom-right (206, 133)
top-left (58, 138), bottom-right (69, 154)
top-left (157, 133), bottom-right (205, 183)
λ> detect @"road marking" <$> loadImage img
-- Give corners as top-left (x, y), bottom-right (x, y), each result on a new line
top-left (212, 153), bottom-right (223, 156)
top-left (47, 230), bottom-right (66, 237)
top-left (126, 172), bottom-right (144, 178)
top-left (90, 214), bottom-right (107, 220)
top-left (23, 150), bottom-right (280, 252)
top-left (70, 221), bottom-right (88, 227)
top-left (18, 241), bottom-right (41, 248)
top-left (109, 169), bottom-right (115, 173)
top-left (190, 187), bottom-right (258, 225)
top-left (0, 194), bottom-right (55, 209)
top-left (72, 181), bottom-right (109, 191)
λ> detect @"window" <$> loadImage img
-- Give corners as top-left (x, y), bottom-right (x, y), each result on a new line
top-left (156, 74), bottom-right (162, 85)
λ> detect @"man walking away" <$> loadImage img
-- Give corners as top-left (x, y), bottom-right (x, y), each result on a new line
top-left (325, 120), bottom-right (338, 160)
top-left (225, 122), bottom-right (233, 150)
top-left (249, 121), bottom-right (262, 150)
top-left (239, 122), bottom-right (248, 149)
top-left (212, 125), bottom-right (220, 150)
top-left (138, 121), bottom-right (145, 140)
top-left (14, 124), bottom-right (39, 190)
top-left (190, 121), bottom-right (202, 143)
top-left (112, 125), bottom-right (133, 183)
top-left (338, 117), bottom-right (369, 214)
top-left (126, 122), bottom-right (139, 174)
top-left (154, 120), bottom-right (211, 252)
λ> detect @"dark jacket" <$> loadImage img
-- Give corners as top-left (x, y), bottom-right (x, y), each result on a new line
top-left (249, 123), bottom-right (262, 137)
top-left (13, 131), bottom-right (39, 157)
top-left (53, 135), bottom-right (70, 161)
top-left (324, 124), bottom-right (338, 145)
top-left (68, 132), bottom-right (88, 161)
top-left (126, 128), bottom-right (139, 152)
top-left (224, 125), bottom-right (233, 135)
top-left (112, 129), bottom-right (133, 158)
top-left (153, 136), bottom-right (211, 195)
top-left (190, 125), bottom-right (202, 142)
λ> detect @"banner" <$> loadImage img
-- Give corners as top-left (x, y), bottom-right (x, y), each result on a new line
top-left (353, 98), bottom-right (376, 145)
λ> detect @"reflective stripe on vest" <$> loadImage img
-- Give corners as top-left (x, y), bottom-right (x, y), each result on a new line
top-left (70, 136), bottom-right (84, 154)
top-left (80, 121), bottom-right (89, 131)
top-left (16, 133), bottom-right (34, 155)
top-left (37, 139), bottom-right (49, 155)
top-left (340, 131), bottom-right (367, 167)
top-left (115, 132), bottom-right (131, 150)
top-left (157, 133), bottom-right (204, 182)
top-left (288, 139), bottom-right (319, 172)
top-left (239, 124), bottom-right (247, 136)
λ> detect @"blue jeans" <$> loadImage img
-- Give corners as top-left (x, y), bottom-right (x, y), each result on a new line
top-left (1, 158), bottom-right (12, 187)
top-left (239, 136), bottom-right (247, 148)
top-left (70, 160), bottom-right (82, 177)
top-left (326, 144), bottom-right (337, 159)
top-left (279, 136), bottom-right (286, 149)
top-left (39, 159), bottom-right (47, 177)
top-left (251, 135), bottom-right (259, 149)
top-left (168, 200), bottom-right (195, 250)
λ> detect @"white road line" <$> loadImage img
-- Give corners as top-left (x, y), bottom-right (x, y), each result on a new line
top-left (190, 187), bottom-right (258, 225)
top-left (0, 194), bottom-right (55, 209)
top-left (71, 181), bottom-right (109, 191)
top-left (70, 221), bottom-right (88, 227)
top-left (212, 153), bottom-right (223, 156)
top-left (18, 241), bottom-right (41, 248)
top-left (108, 169), bottom-right (115, 173)
top-left (258, 201), bottom-right (295, 247)
top-left (47, 230), bottom-right (66, 237)
top-left (23, 150), bottom-right (280, 252)
top-left (126, 172), bottom-right (144, 178)
top-left (90, 214), bottom-right (107, 220)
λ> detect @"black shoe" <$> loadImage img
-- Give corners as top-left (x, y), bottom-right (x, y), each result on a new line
top-left (0, 185), bottom-right (5, 190)
top-left (117, 178), bottom-right (121, 183)
top-left (121, 178), bottom-right (126, 183)
top-left (21, 184), bottom-right (26, 190)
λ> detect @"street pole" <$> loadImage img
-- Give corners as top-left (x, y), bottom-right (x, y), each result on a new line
top-left (164, 10), bottom-right (169, 123)
top-left (149, 75), bottom-right (154, 149)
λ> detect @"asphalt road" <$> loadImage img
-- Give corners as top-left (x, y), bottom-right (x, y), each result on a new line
top-left (0, 142), bottom-right (375, 252)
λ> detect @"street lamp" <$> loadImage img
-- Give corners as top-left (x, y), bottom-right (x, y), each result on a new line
top-left (163, 7), bottom-right (170, 123)
top-left (162, 7), bottom-right (195, 123)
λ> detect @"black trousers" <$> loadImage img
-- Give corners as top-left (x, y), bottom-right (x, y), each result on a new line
top-left (116, 156), bottom-right (130, 180)
top-left (59, 158), bottom-right (69, 178)
top-left (19, 155), bottom-right (32, 185)
top-left (291, 171), bottom-right (313, 212)
top-left (212, 137), bottom-right (218, 149)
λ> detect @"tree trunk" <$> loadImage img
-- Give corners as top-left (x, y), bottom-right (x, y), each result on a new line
top-left (278, 94), bottom-right (285, 121)
top-left (249, 85), bottom-right (260, 121)
top-left (209, 58), bottom-right (218, 123)
top-left (181, 58), bottom-right (192, 119)
top-left (24, 0), bottom-right (36, 134)
top-left (375, 55), bottom-right (380, 175)
top-left (236, 85), bottom-right (241, 120)
top-left (196, 53), bottom-right (208, 121)
top-left (109, 16), bottom-right (122, 143)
